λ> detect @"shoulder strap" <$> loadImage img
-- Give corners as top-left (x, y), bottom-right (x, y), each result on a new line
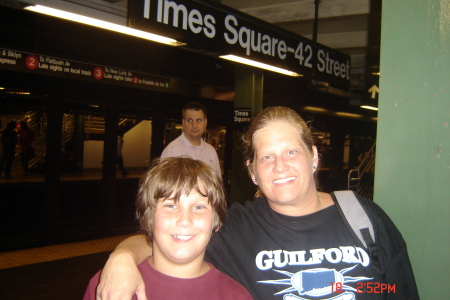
top-left (332, 190), bottom-right (384, 278)
top-left (332, 190), bottom-right (375, 248)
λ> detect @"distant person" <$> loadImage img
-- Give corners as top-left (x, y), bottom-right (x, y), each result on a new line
top-left (117, 132), bottom-right (129, 176)
top-left (161, 102), bottom-right (221, 175)
top-left (82, 157), bottom-right (253, 300)
top-left (210, 138), bottom-right (217, 149)
top-left (17, 121), bottom-right (36, 176)
top-left (0, 121), bottom-right (18, 179)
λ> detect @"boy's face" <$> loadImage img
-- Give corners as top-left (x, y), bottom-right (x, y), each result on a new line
top-left (152, 189), bottom-right (214, 268)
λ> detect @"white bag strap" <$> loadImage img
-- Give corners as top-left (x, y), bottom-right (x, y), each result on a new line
top-left (333, 190), bottom-right (375, 248)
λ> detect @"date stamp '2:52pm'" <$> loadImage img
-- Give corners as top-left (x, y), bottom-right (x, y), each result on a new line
top-left (331, 282), bottom-right (397, 294)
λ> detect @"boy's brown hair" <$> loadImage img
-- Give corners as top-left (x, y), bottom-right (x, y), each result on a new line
top-left (136, 156), bottom-right (227, 244)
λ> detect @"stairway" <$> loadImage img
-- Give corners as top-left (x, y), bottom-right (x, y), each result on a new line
top-left (348, 142), bottom-right (376, 200)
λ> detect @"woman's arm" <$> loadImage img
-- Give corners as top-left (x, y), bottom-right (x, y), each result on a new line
top-left (96, 235), bottom-right (152, 300)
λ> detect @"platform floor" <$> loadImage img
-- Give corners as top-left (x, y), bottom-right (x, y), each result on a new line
top-left (0, 234), bottom-right (136, 300)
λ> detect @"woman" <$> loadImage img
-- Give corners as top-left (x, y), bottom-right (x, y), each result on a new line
top-left (17, 121), bottom-right (36, 176)
top-left (97, 107), bottom-right (418, 300)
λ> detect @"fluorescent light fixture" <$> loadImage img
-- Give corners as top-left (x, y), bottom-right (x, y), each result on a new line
top-left (220, 55), bottom-right (302, 77)
top-left (303, 106), bottom-right (328, 113)
top-left (24, 5), bottom-right (184, 46)
top-left (5, 91), bottom-right (31, 95)
top-left (360, 105), bottom-right (379, 111)
top-left (335, 112), bottom-right (363, 119)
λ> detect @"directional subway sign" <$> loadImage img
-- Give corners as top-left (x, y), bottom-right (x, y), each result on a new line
top-left (128, 0), bottom-right (351, 87)
top-left (368, 85), bottom-right (379, 99)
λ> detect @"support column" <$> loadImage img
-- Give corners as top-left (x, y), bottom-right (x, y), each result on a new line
top-left (73, 114), bottom-right (85, 172)
top-left (101, 97), bottom-right (119, 236)
top-left (150, 115), bottom-right (165, 161)
top-left (375, 0), bottom-right (450, 297)
top-left (230, 65), bottom-right (263, 204)
top-left (45, 95), bottom-right (63, 243)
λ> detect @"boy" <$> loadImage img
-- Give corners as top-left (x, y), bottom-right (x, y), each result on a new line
top-left (83, 157), bottom-right (253, 300)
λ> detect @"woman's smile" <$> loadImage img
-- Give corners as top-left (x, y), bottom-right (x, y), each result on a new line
top-left (272, 176), bottom-right (296, 184)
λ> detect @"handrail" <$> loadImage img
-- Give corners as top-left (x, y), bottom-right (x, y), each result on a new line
top-left (347, 141), bottom-right (376, 199)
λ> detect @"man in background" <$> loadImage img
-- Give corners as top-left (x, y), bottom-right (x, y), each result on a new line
top-left (161, 102), bottom-right (221, 175)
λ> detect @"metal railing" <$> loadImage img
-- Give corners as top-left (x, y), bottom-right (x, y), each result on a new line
top-left (85, 115), bottom-right (105, 134)
top-left (348, 142), bottom-right (376, 199)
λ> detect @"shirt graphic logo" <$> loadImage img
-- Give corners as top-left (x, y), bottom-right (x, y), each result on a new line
top-left (258, 265), bottom-right (372, 299)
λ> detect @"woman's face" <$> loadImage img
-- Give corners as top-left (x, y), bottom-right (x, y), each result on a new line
top-left (251, 121), bottom-right (318, 215)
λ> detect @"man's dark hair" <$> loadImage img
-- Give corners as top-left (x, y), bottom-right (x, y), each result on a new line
top-left (182, 102), bottom-right (207, 119)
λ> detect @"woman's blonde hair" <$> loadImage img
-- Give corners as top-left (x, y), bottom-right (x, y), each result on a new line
top-left (136, 157), bottom-right (227, 243)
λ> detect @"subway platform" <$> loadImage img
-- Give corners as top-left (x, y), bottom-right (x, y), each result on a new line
top-left (0, 234), bottom-right (136, 300)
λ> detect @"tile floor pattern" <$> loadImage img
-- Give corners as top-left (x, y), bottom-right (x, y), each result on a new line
top-left (0, 234), bottom-right (137, 300)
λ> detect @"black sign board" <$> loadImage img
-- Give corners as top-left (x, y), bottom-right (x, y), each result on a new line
top-left (233, 108), bottom-right (251, 131)
top-left (0, 48), bottom-right (170, 92)
top-left (234, 109), bottom-right (251, 123)
top-left (129, 0), bottom-right (350, 87)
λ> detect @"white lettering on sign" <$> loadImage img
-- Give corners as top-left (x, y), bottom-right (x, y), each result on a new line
top-left (224, 15), bottom-right (287, 59)
top-left (317, 50), bottom-right (350, 80)
top-left (141, 0), bottom-right (350, 82)
top-left (147, 0), bottom-right (216, 38)
top-left (0, 58), bottom-right (16, 65)
top-left (234, 117), bottom-right (251, 123)
top-left (7, 51), bottom-right (22, 59)
top-left (46, 57), bottom-right (64, 65)
top-left (234, 110), bottom-right (251, 123)
top-left (50, 65), bottom-right (62, 72)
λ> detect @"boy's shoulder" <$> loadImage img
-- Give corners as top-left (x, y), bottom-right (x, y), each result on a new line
top-left (209, 264), bottom-right (254, 299)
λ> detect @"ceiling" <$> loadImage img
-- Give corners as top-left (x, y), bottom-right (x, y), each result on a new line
top-left (1, 0), bottom-right (381, 111)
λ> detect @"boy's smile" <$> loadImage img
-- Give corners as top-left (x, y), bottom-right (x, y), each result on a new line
top-left (171, 234), bottom-right (195, 241)
top-left (150, 189), bottom-right (214, 277)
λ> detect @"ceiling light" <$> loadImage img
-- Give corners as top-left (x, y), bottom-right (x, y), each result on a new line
top-left (303, 106), bottom-right (328, 113)
top-left (220, 55), bottom-right (302, 77)
top-left (25, 5), bottom-right (184, 46)
top-left (360, 105), bottom-right (378, 111)
top-left (335, 112), bottom-right (363, 119)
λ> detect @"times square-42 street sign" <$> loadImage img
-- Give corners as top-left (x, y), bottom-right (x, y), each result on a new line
top-left (129, 0), bottom-right (351, 88)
